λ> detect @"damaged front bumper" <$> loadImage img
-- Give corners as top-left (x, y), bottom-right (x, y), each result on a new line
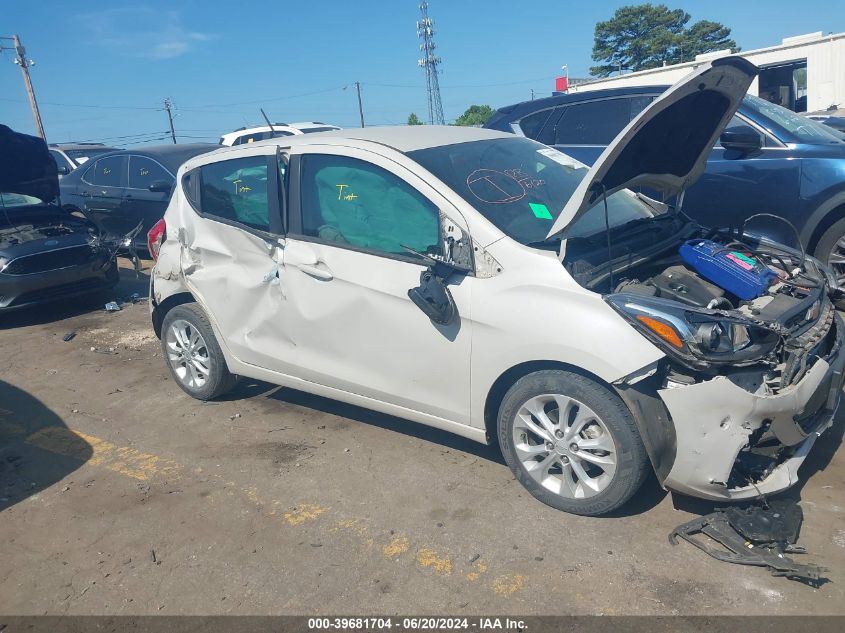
top-left (658, 312), bottom-right (845, 500)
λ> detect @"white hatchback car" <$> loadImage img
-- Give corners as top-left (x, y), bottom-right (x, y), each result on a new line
top-left (219, 122), bottom-right (342, 146)
top-left (149, 58), bottom-right (844, 516)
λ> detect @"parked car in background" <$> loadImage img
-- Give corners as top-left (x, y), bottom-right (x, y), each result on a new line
top-left (0, 125), bottom-right (125, 311)
top-left (60, 144), bottom-right (216, 247)
top-left (219, 122), bottom-right (342, 146)
top-left (148, 59), bottom-right (844, 516)
top-left (821, 117), bottom-right (845, 134)
top-left (485, 87), bottom-right (845, 285)
top-left (49, 142), bottom-right (118, 177)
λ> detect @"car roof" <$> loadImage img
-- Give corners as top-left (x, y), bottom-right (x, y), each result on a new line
top-left (49, 143), bottom-right (117, 151)
top-left (221, 125), bottom-right (513, 154)
top-left (77, 144), bottom-right (218, 172)
top-left (492, 85), bottom-right (671, 118)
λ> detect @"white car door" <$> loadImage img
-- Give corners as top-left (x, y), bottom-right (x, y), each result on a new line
top-left (175, 146), bottom-right (299, 373)
top-left (277, 145), bottom-right (474, 425)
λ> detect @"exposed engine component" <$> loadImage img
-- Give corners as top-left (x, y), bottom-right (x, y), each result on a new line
top-left (680, 239), bottom-right (778, 300)
top-left (616, 265), bottom-right (726, 308)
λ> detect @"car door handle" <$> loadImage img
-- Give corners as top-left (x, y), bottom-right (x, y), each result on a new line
top-left (297, 263), bottom-right (333, 281)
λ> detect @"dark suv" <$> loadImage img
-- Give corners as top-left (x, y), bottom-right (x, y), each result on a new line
top-left (485, 87), bottom-right (845, 284)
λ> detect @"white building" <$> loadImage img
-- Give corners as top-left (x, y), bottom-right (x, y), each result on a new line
top-left (569, 31), bottom-right (845, 113)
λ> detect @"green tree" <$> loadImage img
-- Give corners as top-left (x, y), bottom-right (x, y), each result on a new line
top-left (590, 4), bottom-right (738, 77)
top-left (407, 112), bottom-right (424, 125)
top-left (454, 104), bottom-right (495, 127)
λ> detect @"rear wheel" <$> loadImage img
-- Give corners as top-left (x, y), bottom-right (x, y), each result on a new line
top-left (497, 370), bottom-right (649, 516)
top-left (160, 302), bottom-right (238, 400)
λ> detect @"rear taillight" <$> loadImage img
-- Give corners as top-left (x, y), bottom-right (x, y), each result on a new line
top-left (147, 219), bottom-right (167, 260)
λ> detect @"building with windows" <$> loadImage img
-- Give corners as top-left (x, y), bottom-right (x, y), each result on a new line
top-left (566, 31), bottom-right (844, 113)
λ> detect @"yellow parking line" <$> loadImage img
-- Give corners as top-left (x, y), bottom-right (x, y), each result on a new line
top-left (25, 427), bottom-right (179, 481)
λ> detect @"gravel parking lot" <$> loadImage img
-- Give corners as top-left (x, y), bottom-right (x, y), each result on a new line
top-left (1, 261), bottom-right (845, 615)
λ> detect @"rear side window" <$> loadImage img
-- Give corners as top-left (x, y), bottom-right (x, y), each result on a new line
top-left (128, 156), bottom-right (172, 189)
top-left (299, 154), bottom-right (439, 258)
top-left (554, 98), bottom-right (631, 145)
top-left (85, 155), bottom-right (125, 187)
top-left (519, 110), bottom-right (553, 140)
top-left (197, 156), bottom-right (271, 231)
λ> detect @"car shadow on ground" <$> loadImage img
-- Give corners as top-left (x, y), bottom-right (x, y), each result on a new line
top-left (0, 380), bottom-right (92, 512)
top-left (226, 378), bottom-right (504, 462)
top-left (223, 378), bottom-right (670, 516)
top-left (0, 264), bottom-right (150, 331)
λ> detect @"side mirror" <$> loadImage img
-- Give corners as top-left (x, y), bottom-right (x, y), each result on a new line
top-left (720, 126), bottom-right (762, 153)
top-left (408, 268), bottom-right (457, 325)
top-left (149, 180), bottom-right (174, 193)
top-left (57, 165), bottom-right (70, 175)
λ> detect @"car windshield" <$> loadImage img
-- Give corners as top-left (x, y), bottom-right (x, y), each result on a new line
top-left (744, 94), bottom-right (845, 145)
top-left (407, 137), bottom-right (657, 244)
top-left (0, 192), bottom-right (43, 207)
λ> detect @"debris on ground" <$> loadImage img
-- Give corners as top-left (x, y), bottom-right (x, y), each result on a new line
top-left (104, 302), bottom-right (122, 312)
top-left (669, 499), bottom-right (827, 586)
top-left (62, 331), bottom-right (77, 342)
top-left (90, 346), bottom-right (118, 355)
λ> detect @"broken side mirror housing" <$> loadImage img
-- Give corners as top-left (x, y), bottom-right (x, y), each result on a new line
top-left (720, 126), bottom-right (762, 153)
top-left (408, 267), bottom-right (457, 325)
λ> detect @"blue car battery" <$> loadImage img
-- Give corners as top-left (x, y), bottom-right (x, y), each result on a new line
top-left (679, 239), bottom-right (778, 300)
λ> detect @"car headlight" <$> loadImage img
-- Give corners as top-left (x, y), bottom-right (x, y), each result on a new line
top-left (605, 294), bottom-right (779, 366)
top-left (0, 257), bottom-right (7, 273)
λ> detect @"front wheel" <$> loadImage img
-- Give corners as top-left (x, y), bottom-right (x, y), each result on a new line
top-left (497, 370), bottom-right (649, 516)
top-left (160, 302), bottom-right (238, 400)
top-left (815, 217), bottom-right (845, 289)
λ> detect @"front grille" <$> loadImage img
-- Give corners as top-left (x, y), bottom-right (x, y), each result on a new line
top-left (2, 245), bottom-right (100, 275)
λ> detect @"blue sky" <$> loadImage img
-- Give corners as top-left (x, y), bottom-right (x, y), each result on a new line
top-left (1, 1), bottom-right (843, 145)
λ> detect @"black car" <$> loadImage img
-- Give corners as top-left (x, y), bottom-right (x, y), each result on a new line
top-left (0, 125), bottom-right (123, 312)
top-left (484, 87), bottom-right (845, 283)
top-left (60, 144), bottom-right (216, 246)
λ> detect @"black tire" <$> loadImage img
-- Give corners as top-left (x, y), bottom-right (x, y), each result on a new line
top-left (814, 217), bottom-right (845, 280)
top-left (160, 302), bottom-right (238, 400)
top-left (497, 369), bottom-right (649, 516)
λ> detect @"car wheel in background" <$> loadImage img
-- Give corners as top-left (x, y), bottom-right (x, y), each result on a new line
top-left (160, 302), bottom-right (238, 400)
top-left (815, 217), bottom-right (845, 289)
top-left (497, 369), bottom-right (649, 516)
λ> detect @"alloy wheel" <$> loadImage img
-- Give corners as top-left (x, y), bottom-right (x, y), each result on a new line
top-left (511, 393), bottom-right (617, 499)
top-left (828, 236), bottom-right (845, 286)
top-left (165, 319), bottom-right (211, 390)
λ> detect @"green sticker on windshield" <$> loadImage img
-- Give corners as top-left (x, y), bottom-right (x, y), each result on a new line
top-left (529, 202), bottom-right (553, 219)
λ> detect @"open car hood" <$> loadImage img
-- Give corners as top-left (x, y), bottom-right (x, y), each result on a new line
top-left (0, 124), bottom-right (59, 204)
top-left (547, 56), bottom-right (758, 240)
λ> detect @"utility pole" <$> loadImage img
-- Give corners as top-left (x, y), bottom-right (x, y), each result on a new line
top-left (417, 2), bottom-right (445, 125)
top-left (163, 98), bottom-right (176, 144)
top-left (530, 89), bottom-right (535, 100)
top-left (355, 81), bottom-right (365, 128)
top-left (1, 34), bottom-right (46, 139)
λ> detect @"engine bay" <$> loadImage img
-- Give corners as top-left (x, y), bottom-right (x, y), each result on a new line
top-left (565, 222), bottom-right (838, 389)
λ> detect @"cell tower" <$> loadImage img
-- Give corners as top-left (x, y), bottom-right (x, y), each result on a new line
top-left (417, 2), bottom-right (445, 125)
